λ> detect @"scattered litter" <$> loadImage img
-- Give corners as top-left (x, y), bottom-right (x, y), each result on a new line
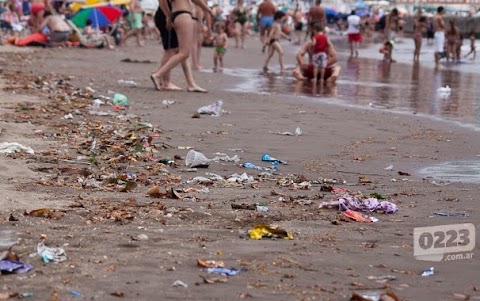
top-left (350, 290), bottom-right (399, 301)
top-left (171, 280), bottom-right (188, 288)
top-left (397, 171), bottom-right (411, 176)
top-left (433, 212), bottom-right (467, 217)
top-left (185, 150), bottom-right (210, 168)
top-left (70, 291), bottom-right (81, 297)
top-left (37, 241), bottom-right (67, 264)
top-left (367, 275), bottom-right (397, 283)
top-left (197, 100), bottom-right (224, 116)
top-left (228, 148), bottom-right (244, 152)
top-left (211, 154), bottom-right (240, 163)
top-left (384, 165), bottom-right (393, 171)
top-left (248, 224), bottom-right (293, 240)
top-left (91, 99), bottom-right (104, 109)
top-left (18, 292), bottom-right (34, 298)
top-left (227, 173), bottom-right (254, 183)
top-left (231, 203), bottom-right (257, 210)
top-left (112, 93), bottom-right (129, 107)
top-left (0, 260), bottom-right (33, 274)
top-left (261, 153), bottom-right (287, 164)
top-left (162, 99), bottom-right (175, 105)
top-left (338, 193), bottom-right (398, 213)
top-left (200, 275), bottom-right (229, 284)
top-left (256, 205), bottom-right (269, 212)
top-left (62, 113), bottom-right (74, 119)
top-left (277, 127), bottom-right (302, 136)
top-left (206, 267), bottom-right (245, 276)
top-left (242, 162), bottom-right (264, 170)
top-left (431, 181), bottom-right (451, 186)
top-left (117, 79), bottom-right (137, 86)
top-left (132, 234), bottom-right (149, 241)
top-left (197, 259), bottom-right (225, 268)
top-left (437, 85), bottom-right (451, 98)
top-left (343, 210), bottom-right (377, 223)
top-left (420, 267), bottom-right (434, 277)
top-left (0, 142), bottom-right (34, 155)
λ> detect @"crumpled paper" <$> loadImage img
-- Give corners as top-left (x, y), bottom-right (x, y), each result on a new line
top-left (0, 142), bottom-right (34, 154)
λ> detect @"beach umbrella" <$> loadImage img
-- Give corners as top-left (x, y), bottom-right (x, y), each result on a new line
top-left (70, 4), bottom-right (123, 28)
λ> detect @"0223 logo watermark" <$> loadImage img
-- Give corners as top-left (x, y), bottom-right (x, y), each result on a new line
top-left (414, 223), bottom-right (476, 262)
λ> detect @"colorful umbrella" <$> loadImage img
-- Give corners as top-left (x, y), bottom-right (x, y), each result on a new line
top-left (70, 5), bottom-right (123, 28)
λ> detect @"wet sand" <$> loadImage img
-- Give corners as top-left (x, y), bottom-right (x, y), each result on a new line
top-left (0, 37), bottom-right (479, 300)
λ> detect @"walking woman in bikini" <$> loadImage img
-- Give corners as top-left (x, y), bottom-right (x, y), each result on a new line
top-left (231, 0), bottom-right (248, 49)
top-left (151, 0), bottom-right (213, 92)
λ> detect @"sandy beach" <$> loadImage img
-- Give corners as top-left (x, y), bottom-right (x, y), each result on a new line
top-left (0, 36), bottom-right (479, 301)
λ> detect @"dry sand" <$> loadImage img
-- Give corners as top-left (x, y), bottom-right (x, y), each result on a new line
top-left (0, 38), bottom-right (479, 301)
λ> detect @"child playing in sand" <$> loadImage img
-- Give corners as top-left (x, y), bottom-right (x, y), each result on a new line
top-left (311, 23), bottom-right (329, 83)
top-left (379, 40), bottom-right (395, 63)
top-left (464, 32), bottom-right (476, 61)
top-left (263, 11), bottom-right (290, 72)
top-left (213, 21), bottom-right (228, 72)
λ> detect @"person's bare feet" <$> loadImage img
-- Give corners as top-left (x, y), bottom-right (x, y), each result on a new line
top-left (162, 83), bottom-right (182, 91)
top-left (150, 74), bottom-right (161, 91)
top-left (187, 85), bottom-right (208, 93)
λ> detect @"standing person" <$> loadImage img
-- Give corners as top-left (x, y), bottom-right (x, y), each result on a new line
top-left (150, 0), bottom-right (212, 92)
top-left (413, 16), bottom-right (427, 62)
top-left (121, 0), bottom-right (144, 46)
top-left (433, 6), bottom-right (446, 66)
top-left (384, 8), bottom-right (399, 42)
top-left (445, 19), bottom-right (460, 62)
top-left (292, 3), bottom-right (303, 45)
top-left (311, 23), bottom-right (328, 84)
top-left (306, 0), bottom-right (325, 41)
top-left (263, 11), bottom-right (290, 72)
top-left (231, 0), bottom-right (248, 49)
top-left (464, 32), bottom-right (476, 61)
top-left (191, 3), bottom-right (205, 70)
top-left (212, 21), bottom-right (228, 72)
top-left (346, 9), bottom-right (361, 58)
top-left (426, 17), bottom-right (434, 45)
top-left (256, 0), bottom-right (276, 51)
top-left (151, 0), bottom-right (207, 92)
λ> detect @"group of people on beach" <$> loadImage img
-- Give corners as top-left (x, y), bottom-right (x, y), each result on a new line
top-left (1, 0), bottom-right (478, 93)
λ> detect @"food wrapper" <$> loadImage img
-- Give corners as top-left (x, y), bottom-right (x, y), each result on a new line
top-left (197, 259), bottom-right (225, 268)
top-left (248, 224), bottom-right (293, 240)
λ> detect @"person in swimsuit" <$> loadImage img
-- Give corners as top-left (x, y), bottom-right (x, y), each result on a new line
top-left (151, 0), bottom-right (213, 93)
top-left (445, 19), bottom-right (460, 62)
top-left (433, 6), bottom-right (446, 67)
top-left (38, 10), bottom-right (71, 46)
top-left (191, 2), bottom-right (205, 70)
top-left (263, 11), bottom-right (290, 72)
top-left (256, 0), bottom-right (276, 50)
top-left (293, 4), bottom-right (303, 45)
top-left (413, 16), bottom-right (427, 62)
top-left (151, 0), bottom-right (205, 91)
top-left (464, 32), bottom-right (476, 61)
top-left (29, 0), bottom-right (52, 32)
top-left (306, 0), bottom-right (325, 41)
top-left (231, 0), bottom-right (248, 49)
top-left (293, 38), bottom-right (340, 85)
top-left (121, 0), bottom-right (144, 46)
top-left (212, 21), bottom-right (228, 72)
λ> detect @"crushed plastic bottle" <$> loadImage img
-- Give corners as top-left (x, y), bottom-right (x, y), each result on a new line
top-left (117, 79), bottom-right (138, 86)
top-left (242, 162), bottom-right (263, 170)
